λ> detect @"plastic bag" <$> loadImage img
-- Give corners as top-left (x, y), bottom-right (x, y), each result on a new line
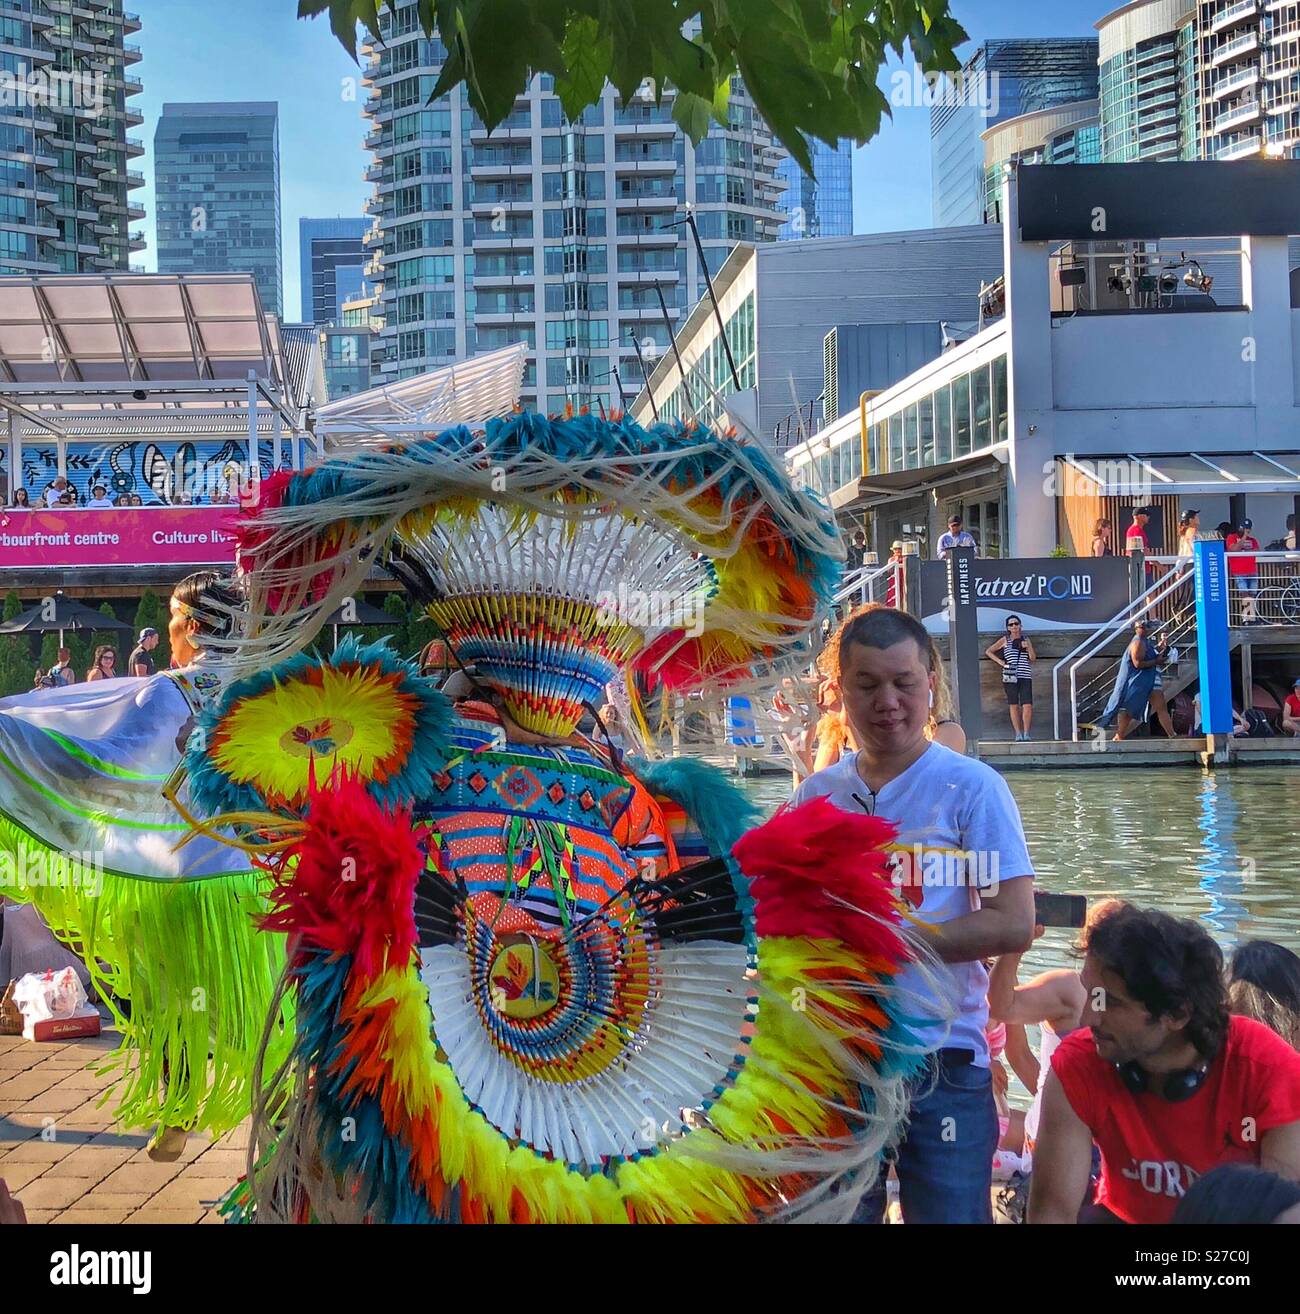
top-left (11, 966), bottom-right (88, 1025)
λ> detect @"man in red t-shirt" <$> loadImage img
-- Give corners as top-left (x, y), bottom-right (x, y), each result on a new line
top-left (1283, 678), bottom-right (1300, 737)
top-left (1028, 905), bottom-right (1300, 1224)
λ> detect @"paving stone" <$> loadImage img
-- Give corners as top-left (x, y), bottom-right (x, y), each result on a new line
top-left (0, 1071), bottom-right (63, 1101)
top-left (97, 1159), bottom-right (185, 1197)
top-left (22, 1209), bottom-right (59, 1224)
top-left (22, 1082), bottom-right (97, 1114)
top-left (53, 1206), bottom-right (134, 1224)
top-left (0, 1123), bottom-right (76, 1153)
top-left (9, 1174), bottom-right (94, 1211)
top-left (59, 1191), bottom-right (156, 1213)
top-left (150, 1176), bottom-right (237, 1210)
top-left (0, 1161), bottom-right (47, 1191)
top-left (126, 1207), bottom-right (204, 1224)
top-left (188, 1148), bottom-right (251, 1178)
top-left (41, 1142), bottom-right (136, 1181)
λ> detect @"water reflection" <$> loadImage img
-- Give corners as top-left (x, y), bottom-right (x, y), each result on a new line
top-left (738, 766), bottom-right (1300, 972)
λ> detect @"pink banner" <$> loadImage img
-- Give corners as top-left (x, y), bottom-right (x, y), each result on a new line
top-left (0, 507), bottom-right (239, 569)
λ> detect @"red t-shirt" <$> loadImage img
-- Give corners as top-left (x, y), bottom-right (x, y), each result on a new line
top-left (1125, 524), bottom-right (1149, 553)
top-left (1052, 1016), bottom-right (1300, 1223)
top-left (1284, 693), bottom-right (1300, 720)
top-left (1225, 533), bottom-right (1259, 576)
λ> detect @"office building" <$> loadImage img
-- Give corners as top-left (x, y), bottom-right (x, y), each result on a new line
top-left (1197, 0), bottom-right (1300, 160)
top-left (983, 101), bottom-right (1102, 223)
top-left (776, 140), bottom-right (853, 239)
top-left (0, 1), bottom-right (145, 275)
top-left (931, 38), bottom-right (1100, 226)
top-left (360, 1), bottom-right (787, 411)
top-left (154, 102), bottom-right (283, 315)
top-left (1097, 0), bottom-right (1199, 163)
top-left (629, 226), bottom-right (1005, 445)
top-left (299, 217), bottom-right (369, 323)
top-left (787, 162), bottom-right (1300, 561)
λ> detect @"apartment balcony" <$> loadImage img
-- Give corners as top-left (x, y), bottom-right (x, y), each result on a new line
top-left (1215, 96), bottom-right (1264, 133)
top-left (123, 41), bottom-right (141, 64)
top-left (611, 118), bottom-right (679, 137)
top-left (124, 107), bottom-right (143, 128)
top-left (475, 308), bottom-right (537, 326)
top-left (613, 190), bottom-right (679, 210)
top-left (122, 76), bottom-right (143, 97)
top-left (364, 160), bottom-right (385, 183)
top-left (469, 193), bottom-right (532, 210)
top-left (468, 159), bottom-right (532, 179)
top-left (615, 266), bottom-right (681, 282)
top-left (124, 11), bottom-right (142, 33)
top-left (1211, 65), bottom-right (1262, 99)
top-left (125, 169), bottom-right (144, 188)
top-left (1216, 131), bottom-right (1265, 158)
top-left (612, 154), bottom-right (678, 172)
top-left (126, 202), bottom-right (144, 221)
top-left (1268, 20), bottom-right (1300, 44)
top-left (365, 127), bottom-right (386, 151)
top-left (614, 226), bottom-right (677, 244)
top-left (471, 268), bottom-right (536, 287)
top-left (1209, 0), bottom-right (1260, 35)
top-left (1209, 31), bottom-right (1260, 66)
top-left (471, 229), bottom-right (534, 249)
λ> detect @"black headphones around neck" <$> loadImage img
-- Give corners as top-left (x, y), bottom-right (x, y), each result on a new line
top-left (1116, 1059), bottom-right (1210, 1102)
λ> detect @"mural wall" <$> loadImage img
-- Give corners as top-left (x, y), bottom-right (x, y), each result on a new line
top-left (3, 438), bottom-right (279, 505)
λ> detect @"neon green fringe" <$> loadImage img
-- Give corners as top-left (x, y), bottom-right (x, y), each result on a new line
top-left (0, 810), bottom-right (291, 1136)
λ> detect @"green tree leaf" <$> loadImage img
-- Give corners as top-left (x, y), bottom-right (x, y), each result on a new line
top-left (300, 0), bottom-right (966, 169)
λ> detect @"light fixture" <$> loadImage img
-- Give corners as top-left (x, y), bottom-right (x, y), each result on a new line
top-left (1059, 263), bottom-right (1087, 288)
top-left (131, 388), bottom-right (148, 401)
top-left (1184, 261), bottom-right (1213, 294)
top-left (1158, 271), bottom-right (1179, 295)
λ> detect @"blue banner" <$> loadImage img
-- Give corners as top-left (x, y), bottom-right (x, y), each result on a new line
top-left (1193, 540), bottom-right (1233, 736)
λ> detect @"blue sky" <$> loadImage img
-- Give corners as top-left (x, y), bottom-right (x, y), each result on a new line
top-left (134, 0), bottom-right (1104, 317)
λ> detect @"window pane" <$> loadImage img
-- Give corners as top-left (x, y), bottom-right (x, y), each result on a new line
top-left (973, 366), bottom-right (992, 449)
top-left (953, 376), bottom-right (971, 457)
top-left (904, 404), bottom-right (919, 469)
top-left (934, 385), bottom-right (952, 464)
top-left (993, 356), bottom-right (1008, 443)
top-left (889, 414), bottom-right (904, 471)
top-left (918, 395), bottom-right (934, 467)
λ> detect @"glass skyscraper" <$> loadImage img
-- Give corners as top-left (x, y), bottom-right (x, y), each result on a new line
top-left (931, 38), bottom-right (1101, 226)
top-left (360, 1), bottom-right (787, 413)
top-left (299, 217), bottom-right (369, 323)
top-left (983, 101), bottom-right (1102, 223)
top-left (0, 1), bottom-right (144, 275)
top-left (777, 139), bottom-right (853, 239)
top-left (154, 102), bottom-right (283, 316)
top-left (1098, 0), bottom-right (1199, 162)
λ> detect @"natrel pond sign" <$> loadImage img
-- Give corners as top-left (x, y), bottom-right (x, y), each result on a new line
top-left (919, 558), bottom-right (1132, 632)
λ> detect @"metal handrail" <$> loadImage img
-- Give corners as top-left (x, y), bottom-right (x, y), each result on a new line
top-left (834, 561), bottom-right (900, 609)
top-left (1067, 561), bottom-right (1193, 741)
top-left (1051, 559), bottom-right (1192, 740)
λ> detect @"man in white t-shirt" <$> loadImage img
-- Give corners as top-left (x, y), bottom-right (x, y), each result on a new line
top-left (793, 605), bottom-right (1035, 1223)
top-left (83, 483), bottom-right (115, 509)
top-left (43, 476), bottom-right (69, 507)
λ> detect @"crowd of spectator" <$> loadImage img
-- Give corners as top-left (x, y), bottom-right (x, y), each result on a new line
top-left (5, 479), bottom-right (240, 509)
top-left (32, 629), bottom-right (158, 690)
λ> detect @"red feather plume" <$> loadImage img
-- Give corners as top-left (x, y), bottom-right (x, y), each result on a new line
top-left (261, 772), bottom-right (425, 978)
top-left (731, 796), bottom-right (909, 965)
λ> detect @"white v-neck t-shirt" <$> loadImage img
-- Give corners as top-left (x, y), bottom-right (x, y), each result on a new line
top-left (792, 742), bottom-right (1034, 1064)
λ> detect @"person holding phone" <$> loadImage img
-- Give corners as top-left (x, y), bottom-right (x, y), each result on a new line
top-left (793, 605), bottom-right (1035, 1224)
top-left (989, 898), bottom-right (1126, 1160)
top-left (986, 615), bottom-right (1036, 742)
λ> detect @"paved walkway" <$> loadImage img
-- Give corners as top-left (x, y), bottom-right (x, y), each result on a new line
top-left (0, 1028), bottom-right (246, 1224)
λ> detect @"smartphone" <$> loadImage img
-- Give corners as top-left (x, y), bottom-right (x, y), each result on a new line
top-left (1034, 891), bottom-right (1087, 929)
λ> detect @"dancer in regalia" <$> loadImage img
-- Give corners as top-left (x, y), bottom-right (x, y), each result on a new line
top-left (0, 571), bottom-right (289, 1152)
top-left (172, 410), bottom-right (945, 1223)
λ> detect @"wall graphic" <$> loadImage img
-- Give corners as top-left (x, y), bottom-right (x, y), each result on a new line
top-left (8, 439), bottom-right (278, 505)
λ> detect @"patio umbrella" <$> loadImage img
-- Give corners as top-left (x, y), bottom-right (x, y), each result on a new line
top-left (322, 598), bottom-right (398, 652)
top-left (0, 592), bottom-right (134, 646)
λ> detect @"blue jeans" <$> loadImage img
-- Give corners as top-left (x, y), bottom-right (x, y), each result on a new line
top-left (853, 1049), bottom-right (998, 1224)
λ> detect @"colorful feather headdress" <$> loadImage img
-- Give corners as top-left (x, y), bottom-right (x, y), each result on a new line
top-left (214, 413), bottom-right (842, 736)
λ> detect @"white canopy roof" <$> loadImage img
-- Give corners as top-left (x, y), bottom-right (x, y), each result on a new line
top-left (314, 343), bottom-right (527, 443)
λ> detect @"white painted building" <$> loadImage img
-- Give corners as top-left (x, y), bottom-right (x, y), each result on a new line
top-left (788, 161), bottom-right (1300, 559)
